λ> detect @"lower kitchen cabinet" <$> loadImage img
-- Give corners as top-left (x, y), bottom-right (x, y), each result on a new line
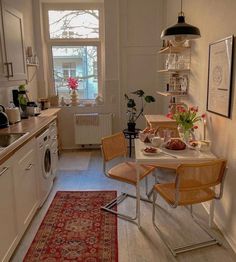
top-left (0, 138), bottom-right (39, 262)
top-left (0, 160), bottom-right (18, 262)
top-left (13, 138), bottom-right (39, 235)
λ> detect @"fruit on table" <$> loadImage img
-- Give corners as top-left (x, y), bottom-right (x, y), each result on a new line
top-left (165, 138), bottom-right (186, 150)
top-left (144, 147), bottom-right (157, 153)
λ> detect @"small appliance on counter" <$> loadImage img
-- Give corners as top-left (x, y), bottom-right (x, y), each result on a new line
top-left (0, 105), bottom-right (9, 128)
top-left (5, 107), bottom-right (21, 124)
top-left (27, 102), bottom-right (41, 116)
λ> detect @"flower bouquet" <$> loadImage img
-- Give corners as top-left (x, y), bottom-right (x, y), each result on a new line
top-left (67, 77), bottom-right (79, 106)
top-left (166, 104), bottom-right (205, 143)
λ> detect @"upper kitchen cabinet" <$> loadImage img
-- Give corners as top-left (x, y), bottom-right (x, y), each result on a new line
top-left (0, 1), bottom-right (27, 83)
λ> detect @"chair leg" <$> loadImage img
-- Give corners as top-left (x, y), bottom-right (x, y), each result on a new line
top-left (146, 171), bottom-right (159, 200)
top-left (189, 205), bottom-right (222, 246)
top-left (152, 193), bottom-right (221, 257)
top-left (152, 190), bottom-right (177, 256)
top-left (101, 191), bottom-right (152, 224)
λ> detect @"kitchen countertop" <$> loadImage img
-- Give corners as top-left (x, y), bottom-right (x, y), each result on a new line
top-left (0, 108), bottom-right (61, 165)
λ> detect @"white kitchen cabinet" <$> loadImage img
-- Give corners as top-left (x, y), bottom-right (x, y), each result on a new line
top-left (0, 1), bottom-right (27, 82)
top-left (0, 160), bottom-right (18, 262)
top-left (13, 138), bottom-right (39, 235)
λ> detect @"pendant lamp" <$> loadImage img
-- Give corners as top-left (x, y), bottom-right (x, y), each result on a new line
top-left (161, 0), bottom-right (201, 41)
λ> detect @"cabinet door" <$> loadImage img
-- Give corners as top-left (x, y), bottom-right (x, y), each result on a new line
top-left (1, 2), bottom-right (27, 81)
top-left (0, 3), bottom-right (7, 82)
top-left (13, 140), bottom-right (38, 234)
top-left (0, 161), bottom-right (18, 262)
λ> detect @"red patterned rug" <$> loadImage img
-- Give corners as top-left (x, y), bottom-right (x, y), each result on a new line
top-left (24, 191), bottom-right (118, 262)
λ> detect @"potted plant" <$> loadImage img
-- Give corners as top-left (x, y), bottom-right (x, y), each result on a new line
top-left (18, 84), bottom-right (29, 118)
top-left (124, 89), bottom-right (155, 131)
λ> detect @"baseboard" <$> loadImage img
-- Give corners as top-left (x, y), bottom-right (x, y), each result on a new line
top-left (202, 203), bottom-right (236, 253)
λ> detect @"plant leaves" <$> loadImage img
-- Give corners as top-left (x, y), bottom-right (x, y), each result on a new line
top-left (131, 89), bottom-right (144, 97)
top-left (127, 99), bottom-right (136, 108)
top-left (145, 95), bottom-right (155, 103)
top-left (124, 94), bottom-right (129, 100)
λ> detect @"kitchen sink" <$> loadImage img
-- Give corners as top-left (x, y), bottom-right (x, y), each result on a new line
top-left (0, 133), bottom-right (28, 148)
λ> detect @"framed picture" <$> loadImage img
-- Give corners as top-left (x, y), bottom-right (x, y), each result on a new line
top-left (207, 35), bottom-right (234, 118)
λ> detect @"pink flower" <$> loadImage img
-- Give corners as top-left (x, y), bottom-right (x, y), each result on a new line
top-left (166, 113), bottom-right (173, 119)
top-left (67, 77), bottom-right (79, 90)
top-left (201, 113), bottom-right (206, 118)
top-left (190, 106), bottom-right (198, 112)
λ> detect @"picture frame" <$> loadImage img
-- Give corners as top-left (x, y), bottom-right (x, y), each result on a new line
top-left (207, 35), bottom-right (234, 118)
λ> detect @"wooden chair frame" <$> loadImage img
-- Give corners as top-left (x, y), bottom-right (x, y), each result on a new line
top-left (152, 160), bottom-right (227, 256)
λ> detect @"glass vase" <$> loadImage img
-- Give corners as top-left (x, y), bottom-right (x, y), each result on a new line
top-left (177, 125), bottom-right (195, 143)
top-left (70, 89), bottom-right (78, 106)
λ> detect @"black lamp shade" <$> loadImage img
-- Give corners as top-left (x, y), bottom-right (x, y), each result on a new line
top-left (161, 15), bottom-right (201, 40)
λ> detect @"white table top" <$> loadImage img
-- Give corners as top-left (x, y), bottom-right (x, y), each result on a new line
top-left (135, 139), bottom-right (217, 164)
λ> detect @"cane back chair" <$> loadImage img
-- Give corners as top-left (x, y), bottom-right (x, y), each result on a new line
top-left (101, 132), bottom-right (155, 222)
top-left (152, 159), bottom-right (227, 256)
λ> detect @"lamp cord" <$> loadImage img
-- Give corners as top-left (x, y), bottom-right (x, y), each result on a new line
top-left (180, 0), bottom-right (184, 16)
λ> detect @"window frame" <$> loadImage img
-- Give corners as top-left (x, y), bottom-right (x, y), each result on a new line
top-left (43, 3), bottom-right (104, 101)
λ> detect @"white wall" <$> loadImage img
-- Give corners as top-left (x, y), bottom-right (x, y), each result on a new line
top-left (119, 0), bottom-right (164, 129)
top-left (0, 0), bottom-right (38, 106)
top-left (166, 0), bottom-right (236, 251)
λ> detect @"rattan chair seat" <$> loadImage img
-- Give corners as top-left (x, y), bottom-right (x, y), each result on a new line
top-left (108, 162), bottom-right (155, 185)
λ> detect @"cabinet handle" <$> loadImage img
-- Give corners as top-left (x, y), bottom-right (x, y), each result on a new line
top-left (0, 167), bottom-right (8, 176)
top-left (4, 63), bottom-right (9, 77)
top-left (9, 62), bottom-right (13, 77)
top-left (25, 164), bottom-right (33, 171)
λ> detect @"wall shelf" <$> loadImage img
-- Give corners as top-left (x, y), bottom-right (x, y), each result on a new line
top-left (26, 63), bottom-right (39, 67)
top-left (158, 45), bottom-right (190, 54)
top-left (26, 63), bottom-right (39, 83)
top-left (156, 91), bottom-right (187, 97)
top-left (157, 68), bottom-right (190, 73)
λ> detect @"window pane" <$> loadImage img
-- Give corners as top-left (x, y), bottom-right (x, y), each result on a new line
top-left (52, 46), bottom-right (98, 100)
top-left (48, 10), bottom-right (99, 39)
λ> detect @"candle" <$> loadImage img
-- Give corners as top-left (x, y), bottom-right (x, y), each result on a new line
top-left (203, 118), bottom-right (207, 140)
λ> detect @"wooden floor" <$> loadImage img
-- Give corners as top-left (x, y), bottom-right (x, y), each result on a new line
top-left (11, 149), bottom-right (236, 262)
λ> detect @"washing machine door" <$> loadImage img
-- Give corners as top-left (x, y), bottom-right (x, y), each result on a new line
top-left (43, 145), bottom-right (52, 179)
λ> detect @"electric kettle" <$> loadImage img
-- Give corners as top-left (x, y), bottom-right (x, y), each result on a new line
top-left (0, 105), bottom-right (9, 128)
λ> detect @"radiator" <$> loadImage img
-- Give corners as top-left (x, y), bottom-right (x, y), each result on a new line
top-left (74, 113), bottom-right (112, 144)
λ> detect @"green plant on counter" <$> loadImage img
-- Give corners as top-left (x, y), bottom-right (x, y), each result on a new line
top-left (18, 84), bottom-right (28, 111)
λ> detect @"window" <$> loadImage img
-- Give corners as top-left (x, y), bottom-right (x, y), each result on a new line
top-left (44, 4), bottom-right (103, 101)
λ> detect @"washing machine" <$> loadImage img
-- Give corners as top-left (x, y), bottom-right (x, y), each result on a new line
top-left (37, 128), bottom-right (54, 206)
